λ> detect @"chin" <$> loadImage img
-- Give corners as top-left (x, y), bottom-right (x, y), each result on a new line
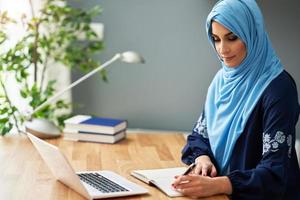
top-left (225, 63), bottom-right (238, 68)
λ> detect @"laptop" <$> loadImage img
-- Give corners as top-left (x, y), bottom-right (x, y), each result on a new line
top-left (27, 133), bottom-right (148, 199)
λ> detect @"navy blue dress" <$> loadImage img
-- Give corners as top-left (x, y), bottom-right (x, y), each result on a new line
top-left (181, 71), bottom-right (300, 200)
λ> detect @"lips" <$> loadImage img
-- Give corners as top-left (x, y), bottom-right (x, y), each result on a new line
top-left (222, 56), bottom-right (235, 62)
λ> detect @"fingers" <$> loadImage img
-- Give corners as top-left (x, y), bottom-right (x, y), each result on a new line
top-left (174, 180), bottom-right (199, 194)
top-left (176, 186), bottom-right (199, 196)
top-left (210, 165), bottom-right (217, 177)
top-left (193, 163), bottom-right (202, 175)
top-left (172, 175), bottom-right (207, 197)
top-left (193, 162), bottom-right (213, 176)
top-left (172, 174), bottom-right (194, 187)
top-left (201, 164), bottom-right (209, 176)
top-left (193, 155), bottom-right (218, 177)
top-left (172, 175), bottom-right (215, 198)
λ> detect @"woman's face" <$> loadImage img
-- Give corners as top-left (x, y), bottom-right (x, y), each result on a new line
top-left (211, 21), bottom-right (247, 68)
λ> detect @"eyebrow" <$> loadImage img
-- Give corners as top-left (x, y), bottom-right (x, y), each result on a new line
top-left (211, 32), bottom-right (234, 37)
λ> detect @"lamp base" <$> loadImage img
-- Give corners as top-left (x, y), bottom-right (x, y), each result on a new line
top-left (25, 118), bottom-right (61, 139)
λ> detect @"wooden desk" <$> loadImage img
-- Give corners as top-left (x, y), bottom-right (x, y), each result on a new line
top-left (0, 133), bottom-right (228, 200)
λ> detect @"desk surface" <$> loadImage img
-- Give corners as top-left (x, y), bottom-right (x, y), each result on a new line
top-left (0, 132), bottom-right (228, 200)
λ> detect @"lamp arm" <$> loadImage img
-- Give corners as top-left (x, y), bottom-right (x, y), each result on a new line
top-left (30, 53), bottom-right (122, 117)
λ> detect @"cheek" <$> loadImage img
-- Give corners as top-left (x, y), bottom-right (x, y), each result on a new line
top-left (214, 43), bottom-right (222, 54)
top-left (235, 42), bottom-right (247, 57)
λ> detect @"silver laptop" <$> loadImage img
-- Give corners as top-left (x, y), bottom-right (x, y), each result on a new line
top-left (27, 133), bottom-right (148, 199)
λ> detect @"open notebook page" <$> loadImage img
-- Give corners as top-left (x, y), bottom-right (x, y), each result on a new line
top-left (131, 167), bottom-right (186, 197)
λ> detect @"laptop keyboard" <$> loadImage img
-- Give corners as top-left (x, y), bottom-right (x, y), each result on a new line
top-left (78, 173), bottom-right (129, 193)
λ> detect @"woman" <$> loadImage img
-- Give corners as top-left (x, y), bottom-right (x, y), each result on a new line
top-left (172, 0), bottom-right (300, 199)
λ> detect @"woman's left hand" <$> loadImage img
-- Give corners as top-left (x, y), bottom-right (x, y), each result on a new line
top-left (172, 174), bottom-right (232, 198)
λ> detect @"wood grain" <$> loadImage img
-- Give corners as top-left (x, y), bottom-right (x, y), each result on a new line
top-left (0, 133), bottom-right (228, 200)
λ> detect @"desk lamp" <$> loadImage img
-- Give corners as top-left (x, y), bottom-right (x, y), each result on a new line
top-left (24, 51), bottom-right (145, 139)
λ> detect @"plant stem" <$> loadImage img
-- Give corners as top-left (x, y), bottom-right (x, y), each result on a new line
top-left (40, 54), bottom-right (49, 92)
top-left (29, 0), bottom-right (36, 18)
top-left (0, 77), bottom-right (22, 134)
top-left (29, 0), bottom-right (39, 83)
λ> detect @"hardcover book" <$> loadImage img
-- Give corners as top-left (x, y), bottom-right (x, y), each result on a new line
top-left (63, 130), bottom-right (126, 144)
top-left (64, 115), bottom-right (127, 134)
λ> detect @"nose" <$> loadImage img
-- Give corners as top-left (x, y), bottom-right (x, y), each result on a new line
top-left (218, 41), bottom-right (230, 55)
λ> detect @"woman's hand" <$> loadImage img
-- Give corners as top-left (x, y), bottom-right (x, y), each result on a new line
top-left (172, 175), bottom-right (232, 198)
top-left (193, 155), bottom-right (217, 177)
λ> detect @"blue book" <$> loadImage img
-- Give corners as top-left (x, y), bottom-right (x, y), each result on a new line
top-left (64, 115), bottom-right (127, 134)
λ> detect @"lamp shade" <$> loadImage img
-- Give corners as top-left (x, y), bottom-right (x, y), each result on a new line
top-left (120, 51), bottom-right (145, 64)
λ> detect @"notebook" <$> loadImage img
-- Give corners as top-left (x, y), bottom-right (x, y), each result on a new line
top-left (131, 167), bottom-right (187, 197)
top-left (27, 133), bottom-right (148, 199)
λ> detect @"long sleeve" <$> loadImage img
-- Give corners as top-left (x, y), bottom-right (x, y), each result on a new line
top-left (181, 111), bottom-right (218, 169)
top-left (227, 73), bottom-right (300, 200)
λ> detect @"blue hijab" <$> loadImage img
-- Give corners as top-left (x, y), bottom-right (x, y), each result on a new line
top-left (205, 0), bottom-right (283, 175)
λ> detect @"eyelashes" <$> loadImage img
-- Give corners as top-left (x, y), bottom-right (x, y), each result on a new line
top-left (212, 37), bottom-right (220, 42)
top-left (228, 35), bottom-right (238, 41)
top-left (211, 34), bottom-right (238, 42)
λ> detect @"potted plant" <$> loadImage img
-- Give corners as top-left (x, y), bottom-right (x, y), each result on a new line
top-left (0, 0), bottom-right (105, 135)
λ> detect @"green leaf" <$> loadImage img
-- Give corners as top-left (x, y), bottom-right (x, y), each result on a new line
top-left (0, 0), bottom-right (105, 135)
top-left (20, 89), bottom-right (28, 98)
top-left (0, 122), bottom-right (13, 136)
top-left (0, 107), bottom-right (9, 114)
top-left (0, 117), bottom-right (9, 123)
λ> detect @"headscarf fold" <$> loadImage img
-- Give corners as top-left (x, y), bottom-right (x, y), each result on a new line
top-left (205, 0), bottom-right (283, 175)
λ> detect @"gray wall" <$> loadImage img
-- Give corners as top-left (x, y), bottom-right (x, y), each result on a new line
top-left (70, 0), bottom-right (300, 137)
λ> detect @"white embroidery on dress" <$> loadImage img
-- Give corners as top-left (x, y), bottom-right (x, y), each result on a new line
top-left (287, 134), bottom-right (292, 158)
top-left (194, 112), bottom-right (208, 138)
top-left (262, 131), bottom-right (292, 157)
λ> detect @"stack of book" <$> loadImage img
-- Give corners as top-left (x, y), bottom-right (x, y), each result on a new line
top-left (63, 115), bottom-right (127, 143)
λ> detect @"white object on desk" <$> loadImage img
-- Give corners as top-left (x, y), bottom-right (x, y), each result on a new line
top-left (27, 132), bottom-right (148, 199)
top-left (131, 167), bottom-right (187, 197)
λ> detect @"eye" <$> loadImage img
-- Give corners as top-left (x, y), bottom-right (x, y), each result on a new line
top-left (228, 34), bottom-right (238, 41)
top-left (212, 36), bottom-right (220, 42)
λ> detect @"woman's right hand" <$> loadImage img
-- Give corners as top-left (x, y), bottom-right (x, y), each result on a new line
top-left (193, 155), bottom-right (217, 177)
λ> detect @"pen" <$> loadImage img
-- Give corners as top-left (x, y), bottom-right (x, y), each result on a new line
top-left (182, 162), bottom-right (196, 175)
